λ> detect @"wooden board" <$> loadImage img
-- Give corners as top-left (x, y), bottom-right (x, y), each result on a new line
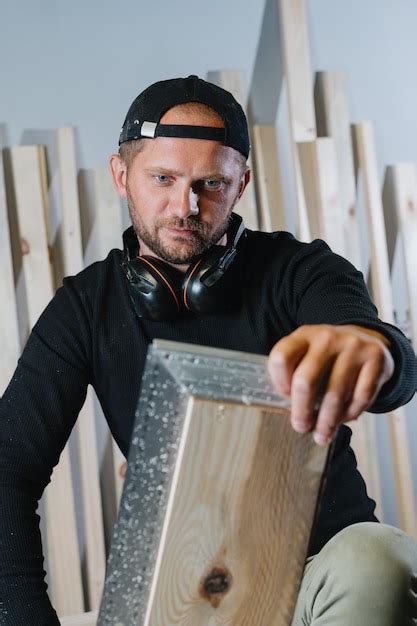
top-left (207, 70), bottom-right (259, 231)
top-left (252, 124), bottom-right (286, 232)
top-left (61, 611), bottom-right (98, 626)
top-left (314, 72), bottom-right (361, 268)
top-left (278, 0), bottom-right (315, 241)
top-left (78, 166), bottom-right (126, 519)
top-left (298, 138), bottom-right (346, 257)
top-left (144, 397), bottom-right (328, 625)
top-left (0, 127), bottom-right (20, 395)
top-left (22, 128), bottom-right (107, 611)
top-left (2, 145), bottom-right (85, 614)
top-left (352, 122), bottom-right (416, 536)
top-left (312, 72), bottom-right (382, 514)
top-left (382, 164), bottom-right (417, 349)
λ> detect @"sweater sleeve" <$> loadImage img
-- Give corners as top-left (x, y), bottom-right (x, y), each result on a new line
top-left (282, 238), bottom-right (417, 412)
top-left (0, 278), bottom-right (92, 624)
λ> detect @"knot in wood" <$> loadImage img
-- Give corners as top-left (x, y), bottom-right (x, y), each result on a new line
top-left (203, 569), bottom-right (230, 595)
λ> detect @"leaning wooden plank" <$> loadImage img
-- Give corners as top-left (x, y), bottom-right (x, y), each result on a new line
top-left (207, 70), bottom-right (259, 231)
top-left (61, 611), bottom-right (98, 626)
top-left (382, 164), bottom-right (417, 350)
top-left (99, 341), bottom-right (329, 625)
top-left (312, 72), bottom-right (382, 508)
top-left (298, 138), bottom-right (346, 257)
top-left (352, 122), bottom-right (416, 536)
top-left (22, 128), bottom-right (107, 610)
top-left (278, 0), bottom-right (314, 241)
top-left (252, 124), bottom-right (286, 231)
top-left (278, 0), bottom-right (316, 142)
top-left (298, 136), bottom-right (382, 510)
top-left (2, 145), bottom-right (84, 614)
top-left (314, 71), bottom-right (362, 270)
top-left (78, 167), bottom-right (126, 511)
top-left (0, 127), bottom-right (20, 394)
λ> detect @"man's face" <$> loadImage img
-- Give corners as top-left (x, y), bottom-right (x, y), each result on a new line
top-left (111, 107), bottom-right (250, 267)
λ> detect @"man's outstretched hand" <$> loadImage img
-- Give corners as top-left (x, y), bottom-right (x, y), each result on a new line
top-left (268, 324), bottom-right (395, 445)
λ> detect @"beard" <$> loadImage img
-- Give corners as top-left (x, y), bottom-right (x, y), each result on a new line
top-left (127, 186), bottom-right (237, 265)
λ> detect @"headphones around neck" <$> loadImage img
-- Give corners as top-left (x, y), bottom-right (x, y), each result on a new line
top-left (121, 213), bottom-right (246, 322)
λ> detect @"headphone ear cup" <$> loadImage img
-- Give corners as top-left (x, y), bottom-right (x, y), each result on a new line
top-left (127, 256), bottom-right (181, 321)
top-left (182, 247), bottom-right (236, 314)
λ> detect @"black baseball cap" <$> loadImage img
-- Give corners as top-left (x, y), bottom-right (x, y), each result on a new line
top-left (118, 75), bottom-right (250, 159)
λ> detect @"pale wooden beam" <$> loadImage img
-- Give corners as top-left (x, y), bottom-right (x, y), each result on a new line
top-left (352, 122), bottom-right (416, 536)
top-left (314, 71), bottom-right (362, 270)
top-left (252, 124), bottom-right (286, 231)
top-left (3, 145), bottom-right (84, 613)
top-left (61, 611), bottom-right (98, 626)
top-left (278, 0), bottom-right (315, 241)
top-left (78, 166), bottom-right (126, 513)
top-left (298, 138), bottom-right (346, 257)
top-left (22, 128), bottom-right (107, 610)
top-left (312, 71), bottom-right (384, 516)
top-left (382, 164), bottom-right (417, 349)
top-left (0, 127), bottom-right (20, 395)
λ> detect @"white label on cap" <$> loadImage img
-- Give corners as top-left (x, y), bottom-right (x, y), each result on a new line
top-left (140, 121), bottom-right (157, 138)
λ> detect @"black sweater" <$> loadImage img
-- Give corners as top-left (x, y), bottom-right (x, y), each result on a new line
top-left (0, 228), bottom-right (415, 624)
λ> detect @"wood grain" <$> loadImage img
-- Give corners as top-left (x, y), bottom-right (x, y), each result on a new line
top-left (2, 145), bottom-right (84, 613)
top-left (352, 122), bottom-right (416, 536)
top-left (144, 397), bottom-right (328, 625)
top-left (0, 127), bottom-right (20, 394)
top-left (252, 124), bottom-right (286, 232)
top-left (382, 164), bottom-right (417, 349)
top-left (298, 138), bottom-right (346, 257)
top-left (278, 0), bottom-right (314, 241)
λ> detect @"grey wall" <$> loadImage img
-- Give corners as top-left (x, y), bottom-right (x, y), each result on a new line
top-left (0, 0), bottom-right (264, 166)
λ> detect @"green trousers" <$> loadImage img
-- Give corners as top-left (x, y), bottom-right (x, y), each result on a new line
top-left (292, 522), bottom-right (417, 625)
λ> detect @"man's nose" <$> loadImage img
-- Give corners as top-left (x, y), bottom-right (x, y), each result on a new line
top-left (170, 184), bottom-right (199, 218)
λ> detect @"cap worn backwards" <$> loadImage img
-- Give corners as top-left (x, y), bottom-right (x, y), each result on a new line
top-left (119, 75), bottom-right (250, 158)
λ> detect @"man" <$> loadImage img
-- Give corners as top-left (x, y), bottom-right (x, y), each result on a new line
top-left (0, 75), bottom-right (416, 624)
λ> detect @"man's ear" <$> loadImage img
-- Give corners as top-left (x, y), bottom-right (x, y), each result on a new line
top-left (237, 167), bottom-right (251, 201)
top-left (109, 154), bottom-right (128, 198)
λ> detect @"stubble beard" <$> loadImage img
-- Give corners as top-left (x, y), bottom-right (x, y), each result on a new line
top-left (127, 186), bottom-right (236, 265)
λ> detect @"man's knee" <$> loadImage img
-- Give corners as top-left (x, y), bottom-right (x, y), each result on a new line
top-left (323, 522), bottom-right (417, 592)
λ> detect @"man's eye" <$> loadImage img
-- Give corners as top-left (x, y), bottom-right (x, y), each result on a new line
top-left (155, 174), bottom-right (170, 184)
top-left (204, 179), bottom-right (222, 190)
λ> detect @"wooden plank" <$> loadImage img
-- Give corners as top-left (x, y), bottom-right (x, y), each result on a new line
top-left (298, 138), bottom-right (346, 257)
top-left (61, 611), bottom-right (98, 626)
top-left (298, 135), bottom-right (382, 509)
top-left (252, 124), bottom-right (286, 231)
top-left (78, 166), bottom-right (125, 512)
top-left (144, 397), bottom-right (328, 625)
top-left (207, 70), bottom-right (259, 231)
top-left (312, 71), bottom-right (382, 514)
top-left (278, 0), bottom-right (314, 241)
top-left (3, 145), bottom-right (85, 612)
top-left (22, 128), bottom-right (107, 610)
top-left (382, 164), bottom-right (417, 349)
top-left (314, 71), bottom-right (362, 270)
top-left (0, 127), bottom-right (20, 395)
top-left (352, 122), bottom-right (416, 536)
top-left (278, 0), bottom-right (316, 142)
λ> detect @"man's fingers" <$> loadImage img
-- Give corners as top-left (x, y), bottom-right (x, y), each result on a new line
top-left (290, 347), bottom-right (336, 433)
top-left (344, 357), bottom-right (386, 422)
top-left (313, 354), bottom-right (360, 444)
top-left (268, 335), bottom-right (309, 396)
